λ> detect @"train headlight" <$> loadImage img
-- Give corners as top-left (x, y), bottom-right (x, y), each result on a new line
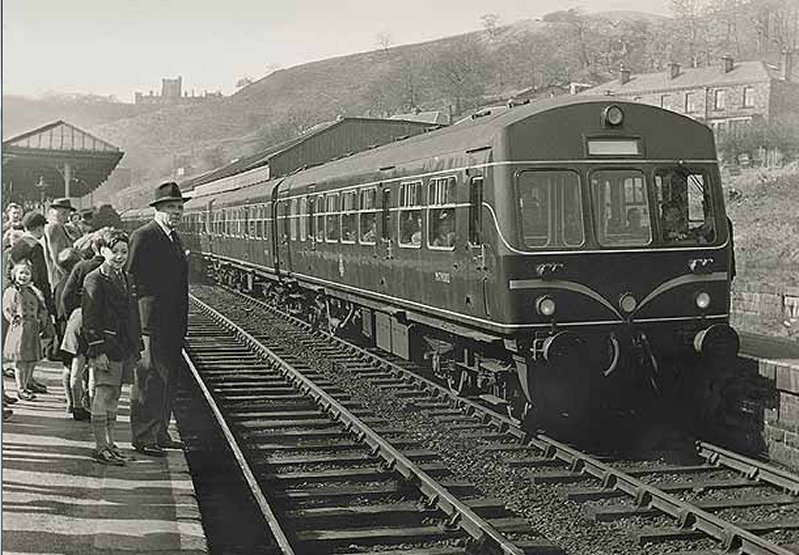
top-left (619, 293), bottom-right (637, 313)
top-left (603, 104), bottom-right (624, 126)
top-left (536, 296), bottom-right (557, 317)
top-left (695, 291), bottom-right (711, 310)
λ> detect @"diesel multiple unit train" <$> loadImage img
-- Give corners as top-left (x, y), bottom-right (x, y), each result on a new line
top-left (123, 96), bottom-right (739, 428)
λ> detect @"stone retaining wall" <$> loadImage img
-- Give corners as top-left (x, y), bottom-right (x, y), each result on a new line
top-left (731, 282), bottom-right (799, 338)
top-left (752, 356), bottom-right (799, 469)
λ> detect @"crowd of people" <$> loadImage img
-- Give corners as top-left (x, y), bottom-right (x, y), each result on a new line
top-left (2, 182), bottom-right (189, 466)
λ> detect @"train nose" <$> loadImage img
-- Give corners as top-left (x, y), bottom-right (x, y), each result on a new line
top-left (693, 324), bottom-right (739, 361)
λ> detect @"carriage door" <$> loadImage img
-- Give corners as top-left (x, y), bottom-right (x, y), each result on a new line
top-left (380, 185), bottom-right (394, 262)
top-left (466, 174), bottom-right (489, 317)
top-left (275, 199), bottom-right (293, 277)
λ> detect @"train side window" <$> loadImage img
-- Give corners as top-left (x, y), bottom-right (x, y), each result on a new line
top-left (398, 180), bottom-right (423, 248)
top-left (290, 198), bottom-right (298, 241)
top-left (359, 187), bottom-right (377, 244)
top-left (264, 202), bottom-right (271, 241)
top-left (590, 169), bottom-right (650, 247)
top-left (222, 208), bottom-right (228, 236)
top-left (315, 195), bottom-right (325, 242)
top-left (281, 201), bottom-right (290, 239)
top-left (469, 176), bottom-right (484, 245)
top-left (326, 193), bottom-right (339, 242)
top-left (254, 205), bottom-right (262, 239)
top-left (299, 197), bottom-right (308, 241)
top-left (341, 190), bottom-right (357, 244)
top-left (380, 187), bottom-right (392, 241)
top-left (248, 206), bottom-right (256, 238)
top-left (308, 197), bottom-right (315, 240)
top-left (654, 168), bottom-right (715, 245)
top-left (428, 176), bottom-right (456, 250)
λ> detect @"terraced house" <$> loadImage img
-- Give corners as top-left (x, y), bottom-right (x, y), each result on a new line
top-left (582, 52), bottom-right (799, 144)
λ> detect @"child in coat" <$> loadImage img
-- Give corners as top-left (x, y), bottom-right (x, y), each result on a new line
top-left (83, 229), bottom-right (142, 465)
top-left (3, 260), bottom-right (52, 400)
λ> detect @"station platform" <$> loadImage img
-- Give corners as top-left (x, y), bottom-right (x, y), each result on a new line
top-left (2, 362), bottom-right (207, 554)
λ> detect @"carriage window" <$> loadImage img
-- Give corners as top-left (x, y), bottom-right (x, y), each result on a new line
top-left (398, 180), bottom-right (423, 247)
top-left (654, 168), bottom-right (715, 245)
top-left (289, 198), bottom-right (298, 241)
top-left (315, 195), bottom-right (325, 242)
top-left (359, 188), bottom-right (377, 244)
top-left (591, 169), bottom-right (651, 247)
top-left (428, 176), bottom-right (456, 249)
top-left (381, 187), bottom-right (392, 241)
top-left (308, 197), bottom-right (315, 241)
top-left (299, 197), bottom-right (308, 241)
top-left (326, 193), bottom-right (339, 242)
top-left (341, 191), bottom-right (357, 243)
top-left (248, 206), bottom-right (256, 238)
top-left (518, 170), bottom-right (584, 248)
top-left (255, 205), bottom-right (263, 239)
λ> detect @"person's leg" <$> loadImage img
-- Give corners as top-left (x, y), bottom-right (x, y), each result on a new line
top-left (91, 384), bottom-right (113, 451)
top-left (154, 342), bottom-right (182, 446)
top-left (69, 354), bottom-right (87, 410)
top-left (130, 359), bottom-right (162, 449)
top-left (62, 363), bottom-right (73, 413)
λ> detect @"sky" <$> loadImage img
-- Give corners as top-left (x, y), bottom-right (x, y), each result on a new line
top-left (2, 0), bottom-right (671, 103)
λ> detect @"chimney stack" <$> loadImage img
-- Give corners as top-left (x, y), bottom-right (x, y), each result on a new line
top-left (668, 62), bottom-right (680, 79)
top-left (721, 55), bottom-right (734, 73)
top-left (619, 66), bottom-right (631, 85)
top-left (781, 50), bottom-right (794, 81)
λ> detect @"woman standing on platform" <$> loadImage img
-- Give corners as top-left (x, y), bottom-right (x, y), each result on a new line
top-left (82, 229), bottom-right (142, 466)
top-left (3, 260), bottom-right (52, 400)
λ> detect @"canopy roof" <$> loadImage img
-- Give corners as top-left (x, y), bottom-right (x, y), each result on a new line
top-left (2, 120), bottom-right (124, 202)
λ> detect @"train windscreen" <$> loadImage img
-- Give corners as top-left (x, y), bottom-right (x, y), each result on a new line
top-left (517, 170), bottom-right (584, 248)
top-left (654, 167), bottom-right (716, 245)
top-left (591, 169), bottom-right (652, 247)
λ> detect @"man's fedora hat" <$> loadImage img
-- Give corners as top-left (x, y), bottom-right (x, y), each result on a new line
top-left (150, 182), bottom-right (189, 207)
top-left (49, 198), bottom-right (76, 211)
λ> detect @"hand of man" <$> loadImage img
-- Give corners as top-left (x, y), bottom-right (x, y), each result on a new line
top-left (92, 353), bottom-right (110, 372)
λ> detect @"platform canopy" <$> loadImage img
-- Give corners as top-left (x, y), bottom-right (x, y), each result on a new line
top-left (2, 120), bottom-right (124, 205)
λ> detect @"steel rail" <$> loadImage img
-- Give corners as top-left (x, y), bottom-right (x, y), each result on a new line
top-left (524, 434), bottom-right (794, 555)
top-left (216, 286), bottom-right (798, 554)
top-left (697, 441), bottom-right (799, 495)
top-left (190, 294), bottom-right (526, 555)
top-left (181, 343), bottom-right (296, 555)
top-left (225, 285), bottom-right (527, 440)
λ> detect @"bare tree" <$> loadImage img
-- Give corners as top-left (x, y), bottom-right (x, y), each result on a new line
top-left (376, 32), bottom-right (393, 57)
top-left (430, 36), bottom-right (489, 116)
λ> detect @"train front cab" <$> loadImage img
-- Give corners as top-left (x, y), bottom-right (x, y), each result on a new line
top-left (488, 100), bottom-right (739, 425)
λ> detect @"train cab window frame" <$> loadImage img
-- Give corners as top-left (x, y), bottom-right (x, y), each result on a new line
top-left (590, 169), bottom-right (653, 248)
top-left (517, 170), bottom-right (585, 249)
top-left (315, 195), bottom-right (326, 243)
top-left (654, 167), bottom-right (716, 246)
top-left (427, 176), bottom-right (457, 251)
top-left (340, 190), bottom-right (357, 244)
top-left (359, 187), bottom-right (377, 245)
top-left (325, 193), bottom-right (340, 243)
top-left (299, 197), bottom-right (308, 242)
top-left (398, 180), bottom-right (424, 248)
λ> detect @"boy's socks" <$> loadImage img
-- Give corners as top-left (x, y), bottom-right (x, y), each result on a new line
top-left (91, 414), bottom-right (109, 450)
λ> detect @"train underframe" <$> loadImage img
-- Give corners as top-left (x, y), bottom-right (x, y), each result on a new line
top-left (204, 258), bottom-right (740, 437)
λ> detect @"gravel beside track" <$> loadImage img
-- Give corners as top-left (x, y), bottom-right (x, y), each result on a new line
top-left (190, 284), bottom-right (799, 555)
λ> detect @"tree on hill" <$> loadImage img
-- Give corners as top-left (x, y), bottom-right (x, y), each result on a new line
top-left (431, 36), bottom-right (489, 116)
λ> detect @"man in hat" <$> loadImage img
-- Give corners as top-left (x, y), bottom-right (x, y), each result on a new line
top-left (126, 182), bottom-right (188, 456)
top-left (43, 198), bottom-right (76, 292)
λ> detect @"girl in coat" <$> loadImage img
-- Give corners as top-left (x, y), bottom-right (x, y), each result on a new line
top-left (3, 260), bottom-right (51, 400)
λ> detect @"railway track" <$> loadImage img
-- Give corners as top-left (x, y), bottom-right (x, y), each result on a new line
top-left (187, 283), bottom-right (799, 554)
top-left (182, 294), bottom-right (557, 554)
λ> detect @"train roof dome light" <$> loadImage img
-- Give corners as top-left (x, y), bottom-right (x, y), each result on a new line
top-left (603, 105), bottom-right (624, 127)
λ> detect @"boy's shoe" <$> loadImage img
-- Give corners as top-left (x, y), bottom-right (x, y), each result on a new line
top-left (17, 390), bottom-right (35, 401)
top-left (108, 444), bottom-right (129, 461)
top-left (72, 408), bottom-right (91, 421)
top-left (3, 368), bottom-right (14, 378)
top-left (93, 448), bottom-right (125, 466)
top-left (3, 408), bottom-right (12, 421)
top-left (3, 394), bottom-right (19, 406)
top-left (27, 380), bottom-right (48, 394)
